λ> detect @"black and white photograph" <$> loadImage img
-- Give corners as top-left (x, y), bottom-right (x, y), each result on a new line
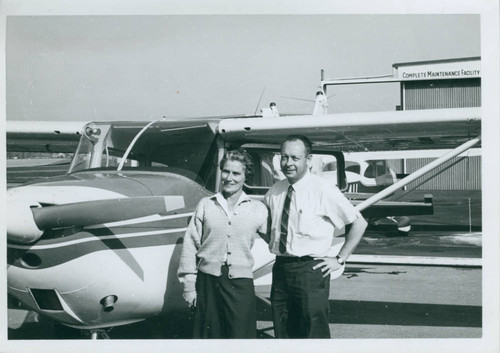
top-left (1, 1), bottom-right (499, 352)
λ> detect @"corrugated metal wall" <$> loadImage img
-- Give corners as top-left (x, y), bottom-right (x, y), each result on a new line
top-left (404, 78), bottom-right (481, 110)
top-left (406, 155), bottom-right (481, 190)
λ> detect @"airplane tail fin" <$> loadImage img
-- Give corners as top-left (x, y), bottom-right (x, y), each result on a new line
top-left (312, 91), bottom-right (328, 115)
top-left (261, 102), bottom-right (280, 118)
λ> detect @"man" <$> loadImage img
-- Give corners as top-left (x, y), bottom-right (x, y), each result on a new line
top-left (263, 135), bottom-right (367, 338)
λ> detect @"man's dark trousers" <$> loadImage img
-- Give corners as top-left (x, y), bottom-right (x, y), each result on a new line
top-left (271, 256), bottom-right (331, 338)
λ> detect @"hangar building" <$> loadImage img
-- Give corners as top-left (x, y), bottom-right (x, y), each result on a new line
top-left (321, 56), bottom-right (481, 192)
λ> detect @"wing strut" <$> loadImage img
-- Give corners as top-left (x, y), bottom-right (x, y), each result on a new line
top-left (355, 137), bottom-right (481, 212)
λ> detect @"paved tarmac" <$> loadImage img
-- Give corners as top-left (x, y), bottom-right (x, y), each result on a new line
top-left (256, 263), bottom-right (482, 339)
top-left (8, 261), bottom-right (481, 340)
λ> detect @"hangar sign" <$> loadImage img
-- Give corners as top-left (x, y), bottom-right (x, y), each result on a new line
top-left (396, 60), bottom-right (481, 81)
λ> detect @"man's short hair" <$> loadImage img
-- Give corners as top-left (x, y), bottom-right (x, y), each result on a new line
top-left (281, 135), bottom-right (313, 156)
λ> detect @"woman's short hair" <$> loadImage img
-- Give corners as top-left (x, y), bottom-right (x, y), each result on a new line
top-left (220, 149), bottom-right (254, 181)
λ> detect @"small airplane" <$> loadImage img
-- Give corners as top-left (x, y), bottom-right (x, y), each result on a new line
top-left (6, 105), bottom-right (481, 338)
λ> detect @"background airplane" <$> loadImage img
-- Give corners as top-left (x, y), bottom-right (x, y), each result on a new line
top-left (5, 107), bottom-right (480, 338)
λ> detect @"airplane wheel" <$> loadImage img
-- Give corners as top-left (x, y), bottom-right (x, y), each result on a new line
top-left (397, 226), bottom-right (411, 234)
top-left (396, 216), bottom-right (411, 235)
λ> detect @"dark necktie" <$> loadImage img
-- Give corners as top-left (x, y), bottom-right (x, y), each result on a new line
top-left (279, 185), bottom-right (294, 254)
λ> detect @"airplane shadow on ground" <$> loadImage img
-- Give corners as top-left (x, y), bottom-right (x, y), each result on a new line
top-left (9, 296), bottom-right (481, 339)
top-left (255, 297), bottom-right (482, 338)
top-left (329, 299), bottom-right (481, 327)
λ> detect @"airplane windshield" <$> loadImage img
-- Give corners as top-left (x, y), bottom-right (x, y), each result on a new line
top-left (69, 128), bottom-right (97, 172)
top-left (68, 121), bottom-right (217, 187)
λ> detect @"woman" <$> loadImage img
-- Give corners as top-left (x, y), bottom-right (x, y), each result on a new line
top-left (177, 149), bottom-right (269, 338)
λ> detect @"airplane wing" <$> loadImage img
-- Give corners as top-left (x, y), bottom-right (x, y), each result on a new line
top-left (7, 121), bottom-right (87, 153)
top-left (7, 158), bottom-right (72, 188)
top-left (217, 107), bottom-right (481, 152)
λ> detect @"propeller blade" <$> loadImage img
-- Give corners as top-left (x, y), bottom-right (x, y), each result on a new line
top-left (7, 196), bottom-right (185, 244)
top-left (33, 196), bottom-right (185, 230)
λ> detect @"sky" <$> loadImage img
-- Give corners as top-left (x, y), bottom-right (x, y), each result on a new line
top-left (6, 14), bottom-right (480, 121)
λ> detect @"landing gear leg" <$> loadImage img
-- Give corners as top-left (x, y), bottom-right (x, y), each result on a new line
top-left (89, 329), bottom-right (111, 339)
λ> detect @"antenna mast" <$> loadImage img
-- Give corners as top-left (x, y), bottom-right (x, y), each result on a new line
top-left (253, 87), bottom-right (266, 116)
top-left (321, 69), bottom-right (326, 95)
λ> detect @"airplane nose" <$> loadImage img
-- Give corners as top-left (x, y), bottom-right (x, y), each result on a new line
top-left (7, 200), bottom-right (44, 244)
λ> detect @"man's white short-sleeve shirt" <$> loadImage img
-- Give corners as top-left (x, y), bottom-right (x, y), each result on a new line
top-left (264, 171), bottom-right (361, 257)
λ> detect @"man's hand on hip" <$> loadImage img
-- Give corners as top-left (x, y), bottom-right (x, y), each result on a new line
top-left (313, 257), bottom-right (343, 278)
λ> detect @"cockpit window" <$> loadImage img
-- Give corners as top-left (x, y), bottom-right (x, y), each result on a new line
top-left (240, 147), bottom-right (346, 194)
top-left (68, 121), bottom-right (217, 186)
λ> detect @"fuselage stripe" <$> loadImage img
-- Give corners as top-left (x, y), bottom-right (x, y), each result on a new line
top-left (84, 212), bottom-right (192, 229)
top-left (8, 227), bottom-right (188, 250)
